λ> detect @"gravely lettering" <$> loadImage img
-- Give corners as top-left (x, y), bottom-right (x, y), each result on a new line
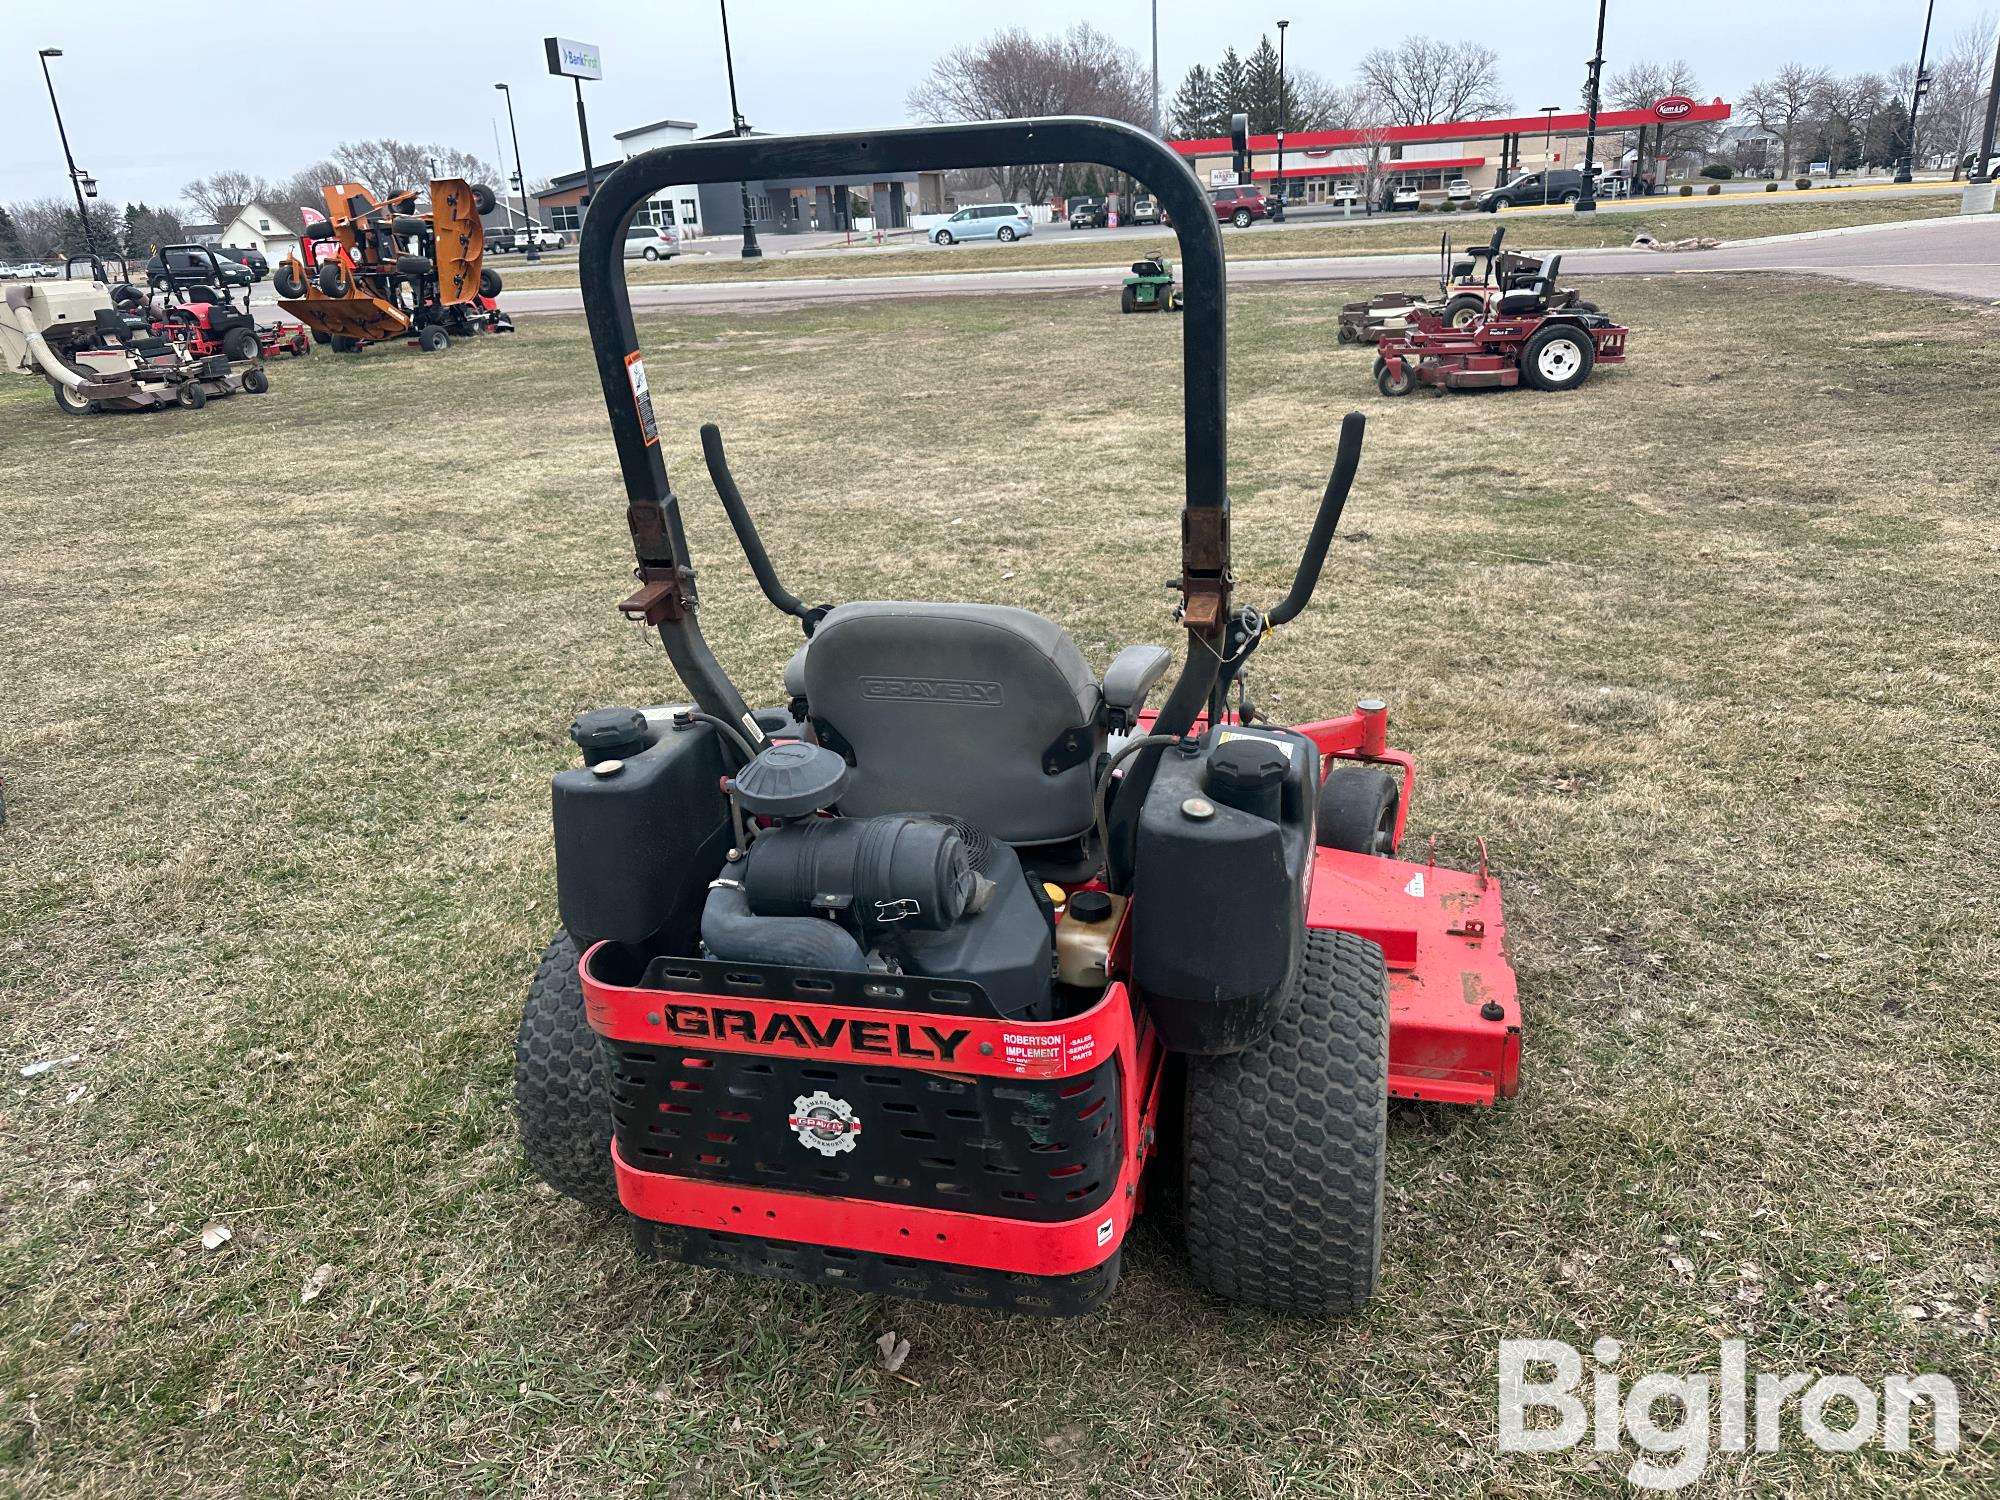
top-left (657, 1003), bottom-right (968, 1061)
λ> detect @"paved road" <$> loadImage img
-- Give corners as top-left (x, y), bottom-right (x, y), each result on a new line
top-left (484, 215), bottom-right (1999, 319)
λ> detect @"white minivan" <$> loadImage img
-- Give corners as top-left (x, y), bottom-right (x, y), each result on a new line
top-left (624, 223), bottom-right (681, 261)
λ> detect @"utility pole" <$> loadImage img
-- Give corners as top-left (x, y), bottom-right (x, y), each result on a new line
top-left (1575, 0), bottom-right (1608, 212)
top-left (718, 0), bottom-right (763, 259)
top-left (495, 82), bottom-right (541, 262)
top-left (37, 49), bottom-right (98, 259)
top-left (1896, 0), bottom-right (1938, 184)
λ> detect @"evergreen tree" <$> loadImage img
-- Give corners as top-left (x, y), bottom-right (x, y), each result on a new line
top-left (122, 203), bottom-right (146, 257)
top-left (57, 204), bottom-right (122, 258)
top-left (1214, 47), bottom-right (1249, 125)
top-left (0, 204), bottom-right (24, 261)
top-left (1169, 64), bottom-right (1221, 138)
top-left (1245, 36), bottom-right (1283, 134)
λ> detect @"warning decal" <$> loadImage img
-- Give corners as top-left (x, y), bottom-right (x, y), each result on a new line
top-left (625, 351), bottom-right (659, 446)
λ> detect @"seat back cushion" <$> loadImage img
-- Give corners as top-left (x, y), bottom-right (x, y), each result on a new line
top-left (801, 601), bottom-right (1103, 844)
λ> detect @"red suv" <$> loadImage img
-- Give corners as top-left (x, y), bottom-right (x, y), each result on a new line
top-left (1208, 185), bottom-right (1269, 227)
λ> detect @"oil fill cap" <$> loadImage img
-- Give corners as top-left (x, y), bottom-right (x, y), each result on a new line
top-left (1068, 889), bottom-right (1113, 924)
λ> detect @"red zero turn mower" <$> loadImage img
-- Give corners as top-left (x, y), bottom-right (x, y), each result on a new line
top-left (1374, 255), bottom-right (1628, 397)
top-left (518, 117), bottom-right (1521, 1317)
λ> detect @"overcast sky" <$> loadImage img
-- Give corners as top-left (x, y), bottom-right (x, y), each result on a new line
top-left (3, 1), bottom-right (1985, 208)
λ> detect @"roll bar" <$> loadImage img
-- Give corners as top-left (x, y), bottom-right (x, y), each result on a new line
top-left (577, 116), bottom-right (1234, 743)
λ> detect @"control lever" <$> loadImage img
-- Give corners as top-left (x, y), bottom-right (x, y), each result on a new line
top-left (699, 423), bottom-right (831, 635)
top-left (1266, 410), bottom-right (1366, 627)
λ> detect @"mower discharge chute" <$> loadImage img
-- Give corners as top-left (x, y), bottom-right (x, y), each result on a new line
top-left (274, 177), bottom-right (514, 352)
top-left (518, 116), bottom-right (1522, 1318)
top-left (2, 254), bottom-right (270, 416)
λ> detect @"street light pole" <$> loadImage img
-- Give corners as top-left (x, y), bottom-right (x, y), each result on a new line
top-left (1541, 106), bottom-right (1560, 205)
top-left (1970, 15), bottom-right (2000, 186)
top-left (1895, 0), bottom-right (1938, 184)
top-left (495, 82), bottom-right (541, 263)
top-left (1273, 20), bottom-right (1289, 221)
top-left (37, 48), bottom-right (97, 259)
top-left (1150, 0), bottom-right (1160, 137)
top-left (1575, 0), bottom-right (1607, 211)
top-left (718, 0), bottom-right (763, 259)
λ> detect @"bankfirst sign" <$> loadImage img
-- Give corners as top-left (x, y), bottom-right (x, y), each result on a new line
top-left (545, 36), bottom-right (603, 81)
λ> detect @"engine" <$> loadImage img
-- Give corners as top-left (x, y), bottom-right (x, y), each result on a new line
top-left (699, 742), bottom-right (1057, 1021)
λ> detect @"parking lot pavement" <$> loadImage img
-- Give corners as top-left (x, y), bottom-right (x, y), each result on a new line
top-left (486, 213), bottom-right (1998, 316)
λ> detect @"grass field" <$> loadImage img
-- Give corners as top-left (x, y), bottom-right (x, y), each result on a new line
top-left (2, 271), bottom-right (1997, 1497)
top-left (498, 197), bottom-right (1959, 291)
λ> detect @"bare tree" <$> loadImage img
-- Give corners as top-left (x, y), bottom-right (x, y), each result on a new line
top-left (1929, 15), bottom-right (1998, 176)
top-left (331, 140), bottom-right (499, 194)
top-left (1607, 59), bottom-right (1714, 180)
top-left (906, 23), bottom-right (1153, 201)
top-left (1741, 63), bottom-right (1831, 176)
top-left (1356, 36), bottom-right (1509, 124)
top-left (6, 197), bottom-right (71, 258)
top-left (182, 170), bottom-right (272, 221)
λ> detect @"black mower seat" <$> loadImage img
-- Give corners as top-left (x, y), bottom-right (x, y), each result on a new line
top-left (795, 602), bottom-right (1169, 847)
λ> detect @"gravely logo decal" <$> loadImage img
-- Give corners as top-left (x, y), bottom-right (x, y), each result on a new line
top-left (659, 1002), bottom-right (970, 1061)
top-left (859, 676), bottom-right (1003, 705)
top-left (1654, 95), bottom-right (1696, 120)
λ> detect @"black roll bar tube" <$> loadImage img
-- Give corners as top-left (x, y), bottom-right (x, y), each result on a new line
top-left (577, 116), bottom-right (1233, 746)
top-left (1265, 412), bottom-right (1366, 628)
top-left (698, 423), bottom-right (815, 631)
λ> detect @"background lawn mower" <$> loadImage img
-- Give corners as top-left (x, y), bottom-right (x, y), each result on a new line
top-left (143, 243), bottom-right (301, 363)
top-left (1119, 254), bottom-right (1183, 313)
top-left (1336, 228), bottom-right (1598, 344)
top-left (1374, 256), bottom-right (1628, 397)
top-left (274, 177), bottom-right (513, 353)
top-left (2, 254), bottom-right (270, 416)
top-left (147, 243), bottom-right (310, 359)
top-left (516, 116), bottom-right (1521, 1319)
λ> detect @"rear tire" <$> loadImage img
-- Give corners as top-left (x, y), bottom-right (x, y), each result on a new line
top-left (222, 327), bottom-right (258, 362)
top-left (642, 246), bottom-right (660, 261)
top-left (330, 334), bottom-right (358, 353)
top-left (1441, 294), bottom-right (1483, 330)
top-left (1120, 285), bottom-right (1138, 313)
top-left (997, 226), bottom-right (1017, 242)
top-left (516, 931), bottom-right (619, 1211)
top-left (1520, 323), bottom-right (1595, 391)
top-left (1182, 929), bottom-right (1389, 1314)
top-left (1232, 208), bottom-right (1253, 227)
top-left (53, 382), bottom-right (95, 417)
top-left (1317, 768), bottom-right (1400, 856)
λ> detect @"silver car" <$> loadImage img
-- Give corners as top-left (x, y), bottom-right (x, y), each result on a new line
top-left (929, 203), bottom-right (1033, 245)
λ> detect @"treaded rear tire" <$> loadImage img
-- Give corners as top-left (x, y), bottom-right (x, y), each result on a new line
top-left (515, 930), bottom-right (619, 1211)
top-left (1182, 928), bottom-right (1388, 1314)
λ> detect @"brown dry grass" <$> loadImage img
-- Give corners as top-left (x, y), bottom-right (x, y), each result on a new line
top-left (1, 273), bottom-right (1997, 1498)
top-left (499, 197), bottom-right (1959, 291)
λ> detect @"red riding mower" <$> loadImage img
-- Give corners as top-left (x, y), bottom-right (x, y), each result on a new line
top-left (517, 117), bottom-right (1521, 1318)
top-left (1374, 256), bottom-right (1628, 397)
top-left (273, 178), bottom-right (513, 353)
top-left (144, 243), bottom-right (309, 362)
top-left (1336, 228), bottom-right (1596, 344)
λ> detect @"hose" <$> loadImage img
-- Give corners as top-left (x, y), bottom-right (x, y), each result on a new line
top-left (1092, 734), bottom-right (1180, 877)
top-left (700, 881), bottom-right (867, 971)
top-left (5, 287), bottom-right (87, 390)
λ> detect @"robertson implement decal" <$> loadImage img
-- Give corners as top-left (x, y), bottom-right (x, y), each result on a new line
top-left (656, 1002), bottom-right (970, 1061)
